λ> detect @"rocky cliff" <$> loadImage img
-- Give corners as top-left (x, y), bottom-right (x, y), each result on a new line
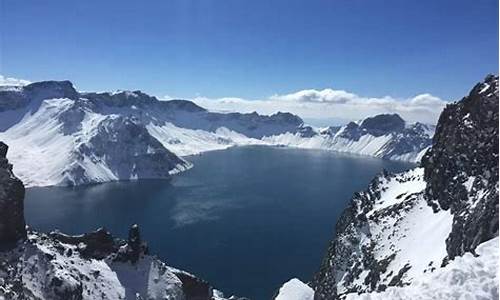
top-left (0, 142), bottom-right (26, 245)
top-left (422, 74), bottom-right (499, 259)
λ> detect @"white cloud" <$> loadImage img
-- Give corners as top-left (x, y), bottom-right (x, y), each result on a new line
top-left (270, 88), bottom-right (357, 104)
top-left (0, 75), bottom-right (31, 86)
top-left (0, 74), bottom-right (446, 125)
top-left (191, 88), bottom-right (448, 125)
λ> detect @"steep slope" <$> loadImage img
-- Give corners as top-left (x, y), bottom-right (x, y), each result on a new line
top-left (0, 82), bottom-right (304, 186)
top-left (0, 93), bottom-right (189, 187)
top-left (422, 74), bottom-right (499, 259)
top-left (0, 143), bottom-right (238, 300)
top-left (275, 75), bottom-right (498, 300)
top-left (0, 80), bottom-right (433, 186)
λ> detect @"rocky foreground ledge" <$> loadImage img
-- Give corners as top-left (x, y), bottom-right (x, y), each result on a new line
top-left (0, 142), bottom-right (242, 300)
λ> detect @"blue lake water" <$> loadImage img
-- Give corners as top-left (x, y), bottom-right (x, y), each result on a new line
top-left (25, 146), bottom-right (414, 299)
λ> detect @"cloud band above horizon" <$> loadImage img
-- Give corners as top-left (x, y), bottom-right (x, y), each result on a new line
top-left (0, 74), bottom-right (447, 126)
top-left (192, 88), bottom-right (448, 126)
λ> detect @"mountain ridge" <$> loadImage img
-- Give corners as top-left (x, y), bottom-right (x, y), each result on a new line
top-left (0, 80), bottom-right (434, 187)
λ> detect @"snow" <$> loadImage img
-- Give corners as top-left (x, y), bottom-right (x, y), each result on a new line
top-left (275, 278), bottom-right (314, 300)
top-left (0, 75), bottom-right (31, 87)
top-left (0, 84), bottom-right (431, 186)
top-left (263, 132), bottom-right (427, 163)
top-left (0, 99), bottom-right (189, 186)
top-left (376, 197), bottom-right (453, 281)
top-left (479, 83), bottom-right (490, 94)
top-left (0, 99), bottom-right (76, 186)
top-left (146, 122), bottom-right (265, 156)
top-left (334, 167), bottom-right (454, 295)
top-left (346, 237), bottom-right (499, 300)
top-left (0, 231), bottom-right (238, 300)
top-left (366, 168), bottom-right (426, 215)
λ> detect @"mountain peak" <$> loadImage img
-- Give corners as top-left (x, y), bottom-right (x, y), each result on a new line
top-left (24, 80), bottom-right (79, 100)
top-left (359, 113), bottom-right (405, 136)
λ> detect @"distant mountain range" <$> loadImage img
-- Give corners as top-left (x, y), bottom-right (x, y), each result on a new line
top-left (0, 80), bottom-right (433, 187)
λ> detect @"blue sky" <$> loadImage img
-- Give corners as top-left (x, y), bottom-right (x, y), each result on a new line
top-left (1, 0), bottom-right (498, 123)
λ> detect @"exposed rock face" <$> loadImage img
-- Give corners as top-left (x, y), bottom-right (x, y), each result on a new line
top-left (359, 114), bottom-right (405, 137)
top-left (422, 74), bottom-right (499, 259)
top-left (319, 126), bottom-right (342, 137)
top-left (115, 224), bottom-right (149, 264)
top-left (62, 115), bottom-right (188, 186)
top-left (0, 81), bottom-right (79, 112)
top-left (380, 122), bottom-right (433, 159)
top-left (337, 114), bottom-right (406, 140)
top-left (0, 142), bottom-right (26, 245)
top-left (50, 227), bottom-right (117, 259)
top-left (83, 90), bottom-right (157, 108)
top-left (173, 271), bottom-right (213, 300)
top-left (23, 80), bottom-right (79, 102)
top-left (2, 223), bottom-right (233, 299)
top-left (311, 75), bottom-right (499, 299)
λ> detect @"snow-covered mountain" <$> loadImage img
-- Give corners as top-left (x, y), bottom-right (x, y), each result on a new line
top-left (275, 75), bottom-right (499, 300)
top-left (264, 114), bottom-right (434, 162)
top-left (0, 79), bottom-right (432, 187)
top-left (0, 142), bottom-right (238, 300)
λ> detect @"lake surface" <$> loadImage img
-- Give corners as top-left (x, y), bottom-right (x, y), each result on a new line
top-left (25, 146), bottom-right (414, 299)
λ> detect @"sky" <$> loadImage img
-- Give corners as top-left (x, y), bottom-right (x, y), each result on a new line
top-left (1, 0), bottom-right (498, 125)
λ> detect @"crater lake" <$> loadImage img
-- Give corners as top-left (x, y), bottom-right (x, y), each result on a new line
top-left (25, 146), bottom-right (414, 299)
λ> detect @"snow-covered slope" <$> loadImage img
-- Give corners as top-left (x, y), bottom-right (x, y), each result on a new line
top-left (0, 95), bottom-right (189, 187)
top-left (278, 237), bottom-right (499, 300)
top-left (0, 228), bottom-right (242, 300)
top-left (0, 80), bottom-right (432, 186)
top-left (264, 114), bottom-right (434, 162)
top-left (0, 81), bottom-right (303, 186)
top-left (276, 75), bottom-right (499, 300)
top-left (312, 168), bottom-right (455, 297)
top-left (345, 237), bottom-right (499, 300)
top-left (274, 278), bottom-right (314, 300)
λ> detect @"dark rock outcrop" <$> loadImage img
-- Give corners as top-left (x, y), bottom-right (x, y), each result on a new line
top-left (117, 224), bottom-right (149, 264)
top-left (173, 271), bottom-right (213, 300)
top-left (0, 142), bottom-right (26, 245)
top-left (83, 90), bottom-right (157, 108)
top-left (50, 227), bottom-right (118, 259)
top-left (0, 80), bottom-right (79, 112)
top-left (319, 126), bottom-right (342, 137)
top-left (359, 114), bottom-right (405, 137)
top-left (422, 74), bottom-right (499, 259)
top-left (24, 80), bottom-right (79, 101)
